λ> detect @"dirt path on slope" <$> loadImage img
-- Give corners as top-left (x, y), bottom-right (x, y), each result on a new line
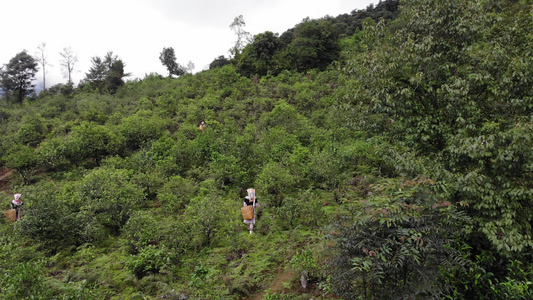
top-left (0, 169), bottom-right (13, 193)
top-left (1, 169), bottom-right (14, 220)
top-left (251, 268), bottom-right (299, 300)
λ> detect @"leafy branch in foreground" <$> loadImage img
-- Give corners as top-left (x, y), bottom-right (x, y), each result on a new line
top-left (331, 177), bottom-right (471, 299)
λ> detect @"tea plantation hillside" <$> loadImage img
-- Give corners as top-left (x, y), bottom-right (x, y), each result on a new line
top-left (1, 1), bottom-right (532, 299)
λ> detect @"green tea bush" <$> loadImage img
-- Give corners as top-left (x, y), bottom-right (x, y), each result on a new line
top-left (183, 195), bottom-right (233, 248)
top-left (0, 260), bottom-right (51, 299)
top-left (273, 194), bottom-right (326, 231)
top-left (118, 111), bottom-right (169, 151)
top-left (257, 162), bottom-right (295, 207)
top-left (75, 166), bottom-right (145, 234)
top-left (157, 176), bottom-right (197, 213)
top-left (274, 200), bottom-right (300, 231)
top-left (126, 245), bottom-right (171, 279)
top-left (37, 137), bottom-right (71, 172)
top-left (65, 121), bottom-right (124, 165)
top-left (57, 281), bottom-right (100, 300)
top-left (443, 255), bottom-right (533, 300)
top-left (210, 153), bottom-right (243, 188)
top-left (16, 120), bottom-right (45, 146)
top-left (2, 144), bottom-right (39, 183)
top-left (15, 182), bottom-right (103, 247)
top-left (290, 248), bottom-right (320, 278)
top-left (189, 262), bottom-right (214, 288)
top-left (147, 135), bottom-right (187, 176)
top-left (263, 100), bottom-right (306, 135)
top-left (17, 194), bottom-right (74, 246)
top-left (122, 211), bottom-right (161, 253)
top-left (75, 93), bottom-right (116, 123)
top-left (258, 127), bottom-right (300, 163)
top-left (131, 171), bottom-right (164, 200)
top-left (190, 128), bottom-right (220, 167)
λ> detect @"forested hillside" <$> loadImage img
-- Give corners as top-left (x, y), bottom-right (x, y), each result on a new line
top-left (1, 0), bottom-right (532, 299)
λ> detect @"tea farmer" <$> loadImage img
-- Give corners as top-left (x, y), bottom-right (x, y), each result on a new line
top-left (198, 120), bottom-right (207, 131)
top-left (243, 195), bottom-right (259, 234)
top-left (11, 193), bottom-right (23, 221)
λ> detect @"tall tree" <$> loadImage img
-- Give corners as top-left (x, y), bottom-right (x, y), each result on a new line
top-left (229, 15), bottom-right (252, 58)
top-left (106, 55), bottom-right (128, 93)
top-left (59, 47), bottom-right (78, 84)
top-left (35, 42), bottom-right (52, 90)
top-left (209, 56), bottom-right (230, 69)
top-left (236, 31), bottom-right (283, 77)
top-left (85, 56), bottom-right (107, 90)
top-left (159, 47), bottom-right (185, 77)
top-left (186, 61), bottom-right (195, 74)
top-left (284, 18), bottom-right (340, 72)
top-left (0, 50), bottom-right (38, 103)
top-left (84, 52), bottom-right (129, 94)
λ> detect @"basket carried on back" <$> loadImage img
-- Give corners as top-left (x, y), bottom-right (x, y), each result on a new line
top-left (241, 206), bottom-right (254, 220)
top-left (4, 209), bottom-right (17, 222)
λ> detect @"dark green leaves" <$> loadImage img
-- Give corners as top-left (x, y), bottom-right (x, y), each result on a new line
top-left (331, 177), bottom-right (471, 299)
top-left (0, 50), bottom-right (38, 103)
top-left (159, 47), bottom-right (185, 78)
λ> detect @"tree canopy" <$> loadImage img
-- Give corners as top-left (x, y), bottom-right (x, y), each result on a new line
top-left (82, 51), bottom-right (129, 94)
top-left (0, 50), bottom-right (38, 103)
top-left (159, 47), bottom-right (185, 77)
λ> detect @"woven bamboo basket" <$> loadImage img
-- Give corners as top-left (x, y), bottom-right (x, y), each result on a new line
top-left (241, 206), bottom-right (254, 220)
top-left (4, 209), bottom-right (17, 222)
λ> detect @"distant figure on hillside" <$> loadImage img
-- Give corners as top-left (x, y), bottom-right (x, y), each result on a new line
top-left (198, 120), bottom-right (206, 132)
top-left (11, 193), bottom-right (23, 221)
top-left (242, 189), bottom-right (259, 234)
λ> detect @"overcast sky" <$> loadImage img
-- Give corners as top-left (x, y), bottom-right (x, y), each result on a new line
top-left (1, 0), bottom-right (376, 89)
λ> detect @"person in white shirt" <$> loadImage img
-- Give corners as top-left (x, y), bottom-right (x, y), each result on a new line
top-left (11, 193), bottom-right (23, 220)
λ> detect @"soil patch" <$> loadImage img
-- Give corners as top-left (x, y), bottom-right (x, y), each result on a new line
top-left (0, 169), bottom-right (13, 193)
top-left (251, 268), bottom-right (299, 300)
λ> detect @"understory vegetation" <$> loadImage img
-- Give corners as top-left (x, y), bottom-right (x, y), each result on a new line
top-left (1, 0), bottom-right (532, 299)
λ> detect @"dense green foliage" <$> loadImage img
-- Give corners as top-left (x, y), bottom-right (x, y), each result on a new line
top-left (0, 50), bottom-right (38, 103)
top-left (1, 0), bottom-right (532, 299)
top-left (81, 52), bottom-right (130, 94)
top-left (159, 47), bottom-right (186, 78)
top-left (234, 0), bottom-right (400, 77)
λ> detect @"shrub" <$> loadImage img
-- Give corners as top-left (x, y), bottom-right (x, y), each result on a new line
top-left (2, 144), bottom-right (39, 183)
top-left (75, 93), bottom-right (116, 123)
top-left (263, 100), bottom-right (306, 134)
top-left (37, 137), bottom-right (70, 172)
top-left (157, 176), bottom-right (198, 213)
top-left (257, 162), bottom-right (295, 207)
top-left (121, 211), bottom-right (161, 253)
top-left (126, 245), bottom-right (171, 279)
top-left (273, 193), bottom-right (326, 231)
top-left (57, 281), bottom-right (100, 300)
top-left (75, 166), bottom-right (145, 234)
top-left (14, 181), bottom-right (104, 247)
top-left (65, 121), bottom-right (123, 165)
top-left (118, 111), bottom-right (168, 151)
top-left (16, 122), bottom-right (45, 146)
top-left (0, 260), bottom-right (51, 299)
top-left (16, 191), bottom-right (75, 246)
